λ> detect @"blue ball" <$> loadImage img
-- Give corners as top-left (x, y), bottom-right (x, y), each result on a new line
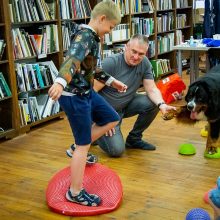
top-left (186, 208), bottom-right (211, 220)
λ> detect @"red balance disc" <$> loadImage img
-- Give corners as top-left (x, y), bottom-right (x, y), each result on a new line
top-left (46, 163), bottom-right (123, 216)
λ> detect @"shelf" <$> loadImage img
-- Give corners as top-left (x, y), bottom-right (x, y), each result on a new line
top-left (11, 20), bottom-right (58, 27)
top-left (176, 6), bottom-right (193, 10)
top-left (157, 9), bottom-right (175, 13)
top-left (61, 17), bottom-right (90, 22)
top-left (0, 96), bottom-right (12, 102)
top-left (157, 29), bottom-right (176, 35)
top-left (131, 11), bottom-right (154, 15)
top-left (30, 112), bottom-right (64, 128)
top-left (176, 25), bottom-right (191, 30)
top-left (14, 51), bottom-right (60, 62)
top-left (0, 128), bottom-right (16, 139)
top-left (0, 60), bottom-right (8, 64)
top-left (158, 50), bottom-right (174, 56)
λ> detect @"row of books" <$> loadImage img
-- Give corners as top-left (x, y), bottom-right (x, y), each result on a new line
top-left (103, 44), bottom-right (125, 59)
top-left (156, 0), bottom-right (173, 10)
top-left (18, 94), bottom-right (60, 126)
top-left (131, 17), bottom-right (154, 36)
top-left (131, 0), bottom-right (154, 13)
top-left (176, 29), bottom-right (184, 45)
top-left (16, 60), bottom-right (58, 93)
top-left (147, 40), bottom-right (156, 58)
top-left (9, 0), bottom-right (55, 23)
top-left (104, 24), bottom-right (130, 44)
top-left (59, 0), bottom-right (91, 19)
top-left (62, 24), bottom-right (71, 51)
top-left (157, 33), bottom-right (174, 54)
top-left (0, 40), bottom-right (6, 61)
top-left (114, 0), bottom-right (129, 15)
top-left (157, 13), bottom-right (174, 33)
top-left (150, 59), bottom-right (171, 79)
top-left (12, 25), bottom-right (59, 59)
top-left (176, 14), bottom-right (187, 29)
top-left (0, 72), bottom-right (12, 100)
top-left (176, 0), bottom-right (188, 8)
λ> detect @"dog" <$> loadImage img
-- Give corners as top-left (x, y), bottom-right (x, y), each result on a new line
top-left (164, 66), bottom-right (220, 157)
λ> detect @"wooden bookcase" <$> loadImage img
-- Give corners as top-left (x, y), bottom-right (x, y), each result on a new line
top-left (0, 0), bottom-right (65, 139)
top-left (0, 0), bottom-right (193, 139)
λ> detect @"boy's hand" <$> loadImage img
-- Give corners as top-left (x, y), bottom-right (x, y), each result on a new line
top-left (111, 79), bottom-right (127, 93)
top-left (48, 83), bottom-right (64, 101)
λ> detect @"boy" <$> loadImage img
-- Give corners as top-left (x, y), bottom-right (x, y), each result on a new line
top-left (48, 0), bottom-right (127, 206)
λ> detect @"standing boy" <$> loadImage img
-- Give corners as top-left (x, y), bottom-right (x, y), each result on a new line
top-left (49, 0), bottom-right (127, 206)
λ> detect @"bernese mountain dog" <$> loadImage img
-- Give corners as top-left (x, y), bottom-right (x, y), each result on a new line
top-left (164, 65), bottom-right (220, 158)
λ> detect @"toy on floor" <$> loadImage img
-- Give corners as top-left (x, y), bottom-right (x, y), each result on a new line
top-left (178, 143), bottom-right (196, 155)
top-left (46, 163), bottom-right (123, 216)
top-left (204, 188), bottom-right (216, 204)
top-left (200, 125), bottom-right (208, 137)
top-left (209, 177), bottom-right (220, 205)
top-left (185, 208), bottom-right (211, 220)
top-left (208, 176), bottom-right (220, 220)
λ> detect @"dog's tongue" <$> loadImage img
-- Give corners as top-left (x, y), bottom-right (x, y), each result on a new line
top-left (190, 111), bottom-right (197, 120)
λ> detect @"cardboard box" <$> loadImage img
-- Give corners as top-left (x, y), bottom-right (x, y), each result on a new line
top-left (195, 8), bottom-right (204, 23)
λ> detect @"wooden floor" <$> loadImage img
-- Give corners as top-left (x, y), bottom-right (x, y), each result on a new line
top-left (1, 75), bottom-right (220, 220)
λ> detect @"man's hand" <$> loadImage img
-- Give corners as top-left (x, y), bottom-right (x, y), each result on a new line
top-left (48, 83), bottom-right (64, 101)
top-left (111, 79), bottom-right (127, 93)
top-left (159, 103), bottom-right (176, 115)
top-left (105, 128), bottom-right (116, 136)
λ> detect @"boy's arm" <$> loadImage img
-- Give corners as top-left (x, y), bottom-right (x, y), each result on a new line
top-left (55, 31), bottom-right (92, 88)
top-left (94, 68), bottom-right (127, 92)
top-left (49, 31), bottom-right (92, 100)
top-left (93, 79), bottom-right (105, 92)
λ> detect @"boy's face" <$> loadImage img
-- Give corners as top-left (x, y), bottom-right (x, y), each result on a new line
top-left (98, 16), bottom-right (117, 38)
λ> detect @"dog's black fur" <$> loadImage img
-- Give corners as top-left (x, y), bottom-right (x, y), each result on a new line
top-left (175, 65), bottom-right (220, 154)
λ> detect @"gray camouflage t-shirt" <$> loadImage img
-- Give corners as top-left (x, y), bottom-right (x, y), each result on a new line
top-left (99, 53), bottom-right (154, 110)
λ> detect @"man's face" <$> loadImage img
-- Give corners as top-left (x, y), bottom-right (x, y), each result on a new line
top-left (124, 40), bottom-right (148, 66)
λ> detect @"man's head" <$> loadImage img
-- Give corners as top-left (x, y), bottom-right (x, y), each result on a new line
top-left (90, 0), bottom-right (121, 38)
top-left (124, 34), bottom-right (149, 66)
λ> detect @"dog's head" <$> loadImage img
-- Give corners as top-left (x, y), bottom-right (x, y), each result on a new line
top-left (185, 82), bottom-right (209, 121)
top-left (185, 76), bottom-right (220, 122)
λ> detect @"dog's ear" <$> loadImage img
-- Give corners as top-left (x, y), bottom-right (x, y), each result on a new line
top-left (185, 81), bottom-right (199, 102)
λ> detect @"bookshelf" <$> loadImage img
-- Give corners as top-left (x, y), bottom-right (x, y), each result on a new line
top-left (0, 0), bottom-right (193, 139)
top-left (0, 1), bottom-right (18, 139)
top-left (0, 0), bottom-right (65, 139)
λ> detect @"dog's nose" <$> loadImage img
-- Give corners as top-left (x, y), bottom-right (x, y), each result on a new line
top-left (187, 103), bottom-right (194, 111)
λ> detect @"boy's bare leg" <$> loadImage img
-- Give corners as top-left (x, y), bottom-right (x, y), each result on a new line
top-left (91, 121), bottom-right (118, 142)
top-left (70, 121), bottom-right (118, 193)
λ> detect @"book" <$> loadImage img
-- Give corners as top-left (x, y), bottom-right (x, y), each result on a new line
top-left (32, 63), bottom-right (45, 88)
top-left (0, 40), bottom-right (6, 60)
top-left (0, 72), bottom-right (12, 97)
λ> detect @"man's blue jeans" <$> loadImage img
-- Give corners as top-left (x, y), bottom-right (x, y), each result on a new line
top-left (96, 94), bottom-right (159, 157)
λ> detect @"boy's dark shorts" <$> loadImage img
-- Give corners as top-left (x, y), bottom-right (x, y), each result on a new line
top-left (59, 90), bottom-right (119, 145)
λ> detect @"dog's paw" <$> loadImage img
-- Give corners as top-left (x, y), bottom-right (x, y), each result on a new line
top-left (206, 146), bottom-right (218, 155)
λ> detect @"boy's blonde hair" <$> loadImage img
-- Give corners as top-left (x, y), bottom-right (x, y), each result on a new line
top-left (91, 0), bottom-right (121, 24)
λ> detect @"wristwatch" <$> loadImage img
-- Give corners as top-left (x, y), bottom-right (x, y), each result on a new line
top-left (157, 102), bottom-right (166, 108)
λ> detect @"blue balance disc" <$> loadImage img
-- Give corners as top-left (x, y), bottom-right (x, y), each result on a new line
top-left (186, 208), bottom-right (211, 220)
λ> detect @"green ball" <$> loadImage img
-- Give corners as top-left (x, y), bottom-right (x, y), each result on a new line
top-left (178, 143), bottom-right (196, 155)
